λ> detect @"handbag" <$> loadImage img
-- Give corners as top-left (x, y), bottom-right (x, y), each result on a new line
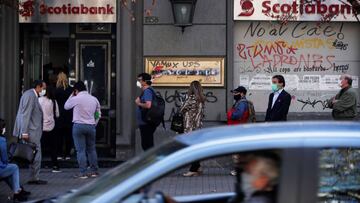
top-left (171, 112), bottom-right (184, 133)
top-left (8, 139), bottom-right (37, 164)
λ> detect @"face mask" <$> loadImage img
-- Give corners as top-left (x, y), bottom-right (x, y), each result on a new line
top-left (241, 172), bottom-right (257, 200)
top-left (39, 89), bottom-right (46, 97)
top-left (2, 128), bottom-right (5, 135)
top-left (271, 84), bottom-right (279, 92)
top-left (136, 81), bottom-right (142, 88)
top-left (234, 95), bottom-right (242, 101)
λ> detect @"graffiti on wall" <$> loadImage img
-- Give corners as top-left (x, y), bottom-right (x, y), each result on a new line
top-left (234, 22), bottom-right (360, 112)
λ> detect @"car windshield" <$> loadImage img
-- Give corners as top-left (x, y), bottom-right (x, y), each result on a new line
top-left (58, 140), bottom-right (187, 203)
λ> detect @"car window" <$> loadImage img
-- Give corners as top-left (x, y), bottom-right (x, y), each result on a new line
top-left (135, 150), bottom-right (282, 201)
top-left (318, 148), bottom-right (360, 203)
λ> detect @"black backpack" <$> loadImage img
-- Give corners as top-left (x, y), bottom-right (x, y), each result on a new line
top-left (141, 88), bottom-right (166, 127)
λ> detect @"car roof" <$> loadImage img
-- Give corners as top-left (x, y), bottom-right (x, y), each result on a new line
top-left (175, 121), bottom-right (360, 146)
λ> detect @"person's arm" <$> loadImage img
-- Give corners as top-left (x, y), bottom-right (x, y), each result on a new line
top-left (231, 101), bottom-right (247, 120)
top-left (180, 97), bottom-right (192, 113)
top-left (20, 94), bottom-right (35, 136)
top-left (55, 101), bottom-right (60, 118)
top-left (136, 89), bottom-right (153, 109)
top-left (0, 138), bottom-right (8, 167)
top-left (265, 94), bottom-right (273, 121)
top-left (333, 92), bottom-right (357, 112)
top-left (64, 94), bottom-right (76, 110)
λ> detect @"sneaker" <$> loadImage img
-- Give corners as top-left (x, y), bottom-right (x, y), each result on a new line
top-left (13, 192), bottom-right (28, 202)
top-left (182, 171), bottom-right (201, 177)
top-left (65, 157), bottom-right (71, 160)
top-left (73, 173), bottom-right (89, 179)
top-left (20, 186), bottom-right (31, 196)
top-left (52, 167), bottom-right (62, 173)
top-left (230, 170), bottom-right (237, 176)
top-left (88, 172), bottom-right (99, 178)
top-left (57, 157), bottom-right (64, 161)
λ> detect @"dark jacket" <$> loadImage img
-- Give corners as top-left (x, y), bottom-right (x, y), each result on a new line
top-left (0, 136), bottom-right (8, 169)
top-left (244, 190), bottom-right (276, 203)
top-left (329, 87), bottom-right (358, 120)
top-left (55, 87), bottom-right (74, 128)
top-left (265, 90), bottom-right (291, 122)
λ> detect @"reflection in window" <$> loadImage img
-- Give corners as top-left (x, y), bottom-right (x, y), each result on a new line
top-left (318, 149), bottom-right (360, 203)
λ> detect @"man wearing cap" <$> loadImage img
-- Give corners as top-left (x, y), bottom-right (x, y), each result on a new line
top-left (227, 86), bottom-right (250, 125)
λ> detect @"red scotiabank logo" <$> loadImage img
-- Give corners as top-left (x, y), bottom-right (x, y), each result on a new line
top-left (19, 0), bottom-right (115, 18)
top-left (239, 0), bottom-right (254, 16)
top-left (238, 0), bottom-right (354, 17)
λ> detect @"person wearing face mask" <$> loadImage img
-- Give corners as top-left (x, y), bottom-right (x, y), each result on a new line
top-left (135, 73), bottom-right (157, 151)
top-left (227, 86), bottom-right (250, 125)
top-left (240, 155), bottom-right (279, 203)
top-left (328, 74), bottom-right (358, 120)
top-left (265, 75), bottom-right (291, 122)
top-left (13, 80), bottom-right (48, 185)
top-left (0, 119), bottom-right (31, 201)
top-left (39, 86), bottom-right (60, 172)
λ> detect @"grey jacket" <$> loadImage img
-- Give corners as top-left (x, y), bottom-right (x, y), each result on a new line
top-left (329, 87), bottom-right (358, 120)
top-left (13, 89), bottom-right (43, 142)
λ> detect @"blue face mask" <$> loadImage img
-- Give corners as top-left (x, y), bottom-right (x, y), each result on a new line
top-left (271, 84), bottom-right (279, 92)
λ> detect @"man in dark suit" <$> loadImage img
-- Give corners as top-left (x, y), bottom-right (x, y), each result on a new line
top-left (265, 75), bottom-right (291, 122)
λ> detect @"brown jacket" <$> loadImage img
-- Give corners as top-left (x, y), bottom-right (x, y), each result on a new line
top-left (180, 95), bottom-right (205, 133)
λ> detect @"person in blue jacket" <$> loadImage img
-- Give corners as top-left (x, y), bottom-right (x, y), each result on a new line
top-left (0, 119), bottom-right (30, 201)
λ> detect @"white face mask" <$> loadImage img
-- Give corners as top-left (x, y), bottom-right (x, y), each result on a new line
top-left (39, 89), bottom-right (46, 97)
top-left (136, 81), bottom-right (142, 88)
top-left (241, 172), bottom-right (257, 200)
top-left (2, 128), bottom-right (5, 135)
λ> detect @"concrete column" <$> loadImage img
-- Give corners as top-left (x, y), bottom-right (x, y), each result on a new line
top-left (0, 5), bottom-right (19, 135)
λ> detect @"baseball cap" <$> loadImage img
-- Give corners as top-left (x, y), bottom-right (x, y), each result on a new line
top-left (231, 86), bottom-right (247, 94)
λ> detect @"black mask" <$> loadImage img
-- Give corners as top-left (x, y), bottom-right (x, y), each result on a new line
top-left (233, 95), bottom-right (241, 101)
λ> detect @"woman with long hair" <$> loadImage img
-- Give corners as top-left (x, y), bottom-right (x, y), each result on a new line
top-left (180, 81), bottom-right (205, 177)
top-left (54, 72), bottom-right (74, 160)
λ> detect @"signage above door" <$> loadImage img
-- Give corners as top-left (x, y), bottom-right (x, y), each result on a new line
top-left (234, 0), bottom-right (358, 22)
top-left (19, 0), bottom-right (116, 23)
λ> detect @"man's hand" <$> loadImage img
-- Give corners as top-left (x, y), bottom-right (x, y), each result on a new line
top-left (135, 97), bottom-right (141, 106)
top-left (22, 133), bottom-right (29, 141)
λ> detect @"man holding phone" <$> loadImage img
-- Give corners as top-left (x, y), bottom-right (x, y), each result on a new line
top-left (65, 81), bottom-right (101, 179)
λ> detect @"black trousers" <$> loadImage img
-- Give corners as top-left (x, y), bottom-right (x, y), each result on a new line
top-left (56, 126), bottom-right (73, 157)
top-left (41, 130), bottom-right (59, 168)
top-left (139, 124), bottom-right (157, 151)
top-left (189, 161), bottom-right (201, 172)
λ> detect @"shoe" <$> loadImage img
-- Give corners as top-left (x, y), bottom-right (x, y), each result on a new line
top-left (52, 166), bottom-right (62, 173)
top-left (27, 180), bottom-right (48, 185)
top-left (182, 171), bottom-right (201, 177)
top-left (73, 173), bottom-right (89, 179)
top-left (230, 170), bottom-right (237, 176)
top-left (20, 186), bottom-right (31, 196)
top-left (88, 172), bottom-right (99, 178)
top-left (13, 192), bottom-right (28, 202)
top-left (65, 157), bottom-right (71, 160)
top-left (57, 157), bottom-right (64, 161)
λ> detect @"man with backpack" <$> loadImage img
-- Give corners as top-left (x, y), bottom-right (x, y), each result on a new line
top-left (135, 73), bottom-right (164, 151)
top-left (227, 86), bottom-right (256, 125)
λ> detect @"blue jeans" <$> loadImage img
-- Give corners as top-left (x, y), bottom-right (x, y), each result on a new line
top-left (72, 123), bottom-right (98, 175)
top-left (0, 164), bottom-right (20, 192)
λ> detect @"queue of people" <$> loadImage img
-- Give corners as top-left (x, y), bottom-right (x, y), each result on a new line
top-left (0, 72), bottom-right (357, 201)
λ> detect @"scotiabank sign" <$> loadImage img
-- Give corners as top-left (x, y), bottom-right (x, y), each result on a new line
top-left (234, 0), bottom-right (358, 21)
top-left (19, 0), bottom-right (116, 23)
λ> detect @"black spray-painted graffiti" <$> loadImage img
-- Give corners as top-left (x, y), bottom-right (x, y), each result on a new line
top-left (297, 98), bottom-right (330, 111)
top-left (157, 90), bottom-right (218, 121)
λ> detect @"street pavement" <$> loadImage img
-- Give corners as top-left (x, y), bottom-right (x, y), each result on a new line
top-left (0, 164), bottom-right (235, 202)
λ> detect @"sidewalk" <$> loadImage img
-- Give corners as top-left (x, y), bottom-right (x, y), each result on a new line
top-left (0, 166), bottom-right (235, 202)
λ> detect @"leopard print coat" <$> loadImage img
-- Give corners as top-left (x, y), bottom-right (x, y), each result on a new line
top-left (180, 94), bottom-right (205, 134)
